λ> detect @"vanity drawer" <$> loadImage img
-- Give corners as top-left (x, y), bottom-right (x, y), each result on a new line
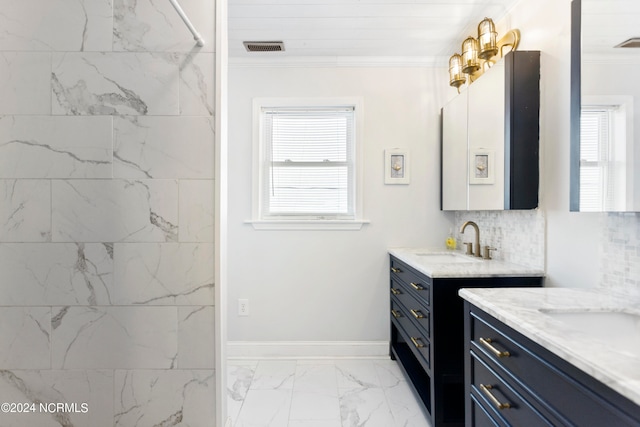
top-left (391, 281), bottom-right (430, 337)
top-left (470, 350), bottom-right (556, 426)
top-left (391, 299), bottom-right (430, 371)
top-left (470, 309), bottom-right (640, 426)
top-left (390, 258), bottom-right (431, 306)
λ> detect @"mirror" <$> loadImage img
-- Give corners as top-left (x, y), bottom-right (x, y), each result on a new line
top-left (570, 0), bottom-right (640, 211)
top-left (442, 51), bottom-right (539, 211)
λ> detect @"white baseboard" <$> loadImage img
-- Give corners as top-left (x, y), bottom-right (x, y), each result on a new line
top-left (227, 341), bottom-right (389, 360)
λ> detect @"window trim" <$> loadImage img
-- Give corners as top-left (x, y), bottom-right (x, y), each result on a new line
top-left (250, 97), bottom-right (366, 230)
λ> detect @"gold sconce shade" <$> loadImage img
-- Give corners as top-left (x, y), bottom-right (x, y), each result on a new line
top-left (478, 17), bottom-right (498, 60)
top-left (448, 54), bottom-right (466, 88)
top-left (461, 37), bottom-right (480, 74)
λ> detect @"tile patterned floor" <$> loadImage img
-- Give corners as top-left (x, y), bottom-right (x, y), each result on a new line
top-left (227, 358), bottom-right (432, 427)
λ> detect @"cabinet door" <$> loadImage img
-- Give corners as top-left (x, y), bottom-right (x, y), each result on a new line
top-left (442, 90), bottom-right (469, 210)
top-left (467, 60), bottom-right (506, 210)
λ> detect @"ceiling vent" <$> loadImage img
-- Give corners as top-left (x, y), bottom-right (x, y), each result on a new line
top-left (243, 41), bottom-right (285, 52)
top-left (615, 38), bottom-right (640, 48)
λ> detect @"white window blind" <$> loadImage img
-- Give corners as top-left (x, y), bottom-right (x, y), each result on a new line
top-left (580, 107), bottom-right (616, 211)
top-left (260, 106), bottom-right (356, 219)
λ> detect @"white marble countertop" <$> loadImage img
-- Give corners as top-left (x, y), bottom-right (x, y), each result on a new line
top-left (459, 287), bottom-right (640, 407)
top-left (388, 247), bottom-right (544, 278)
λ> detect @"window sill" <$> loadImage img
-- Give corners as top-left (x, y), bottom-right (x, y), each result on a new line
top-left (245, 219), bottom-right (370, 231)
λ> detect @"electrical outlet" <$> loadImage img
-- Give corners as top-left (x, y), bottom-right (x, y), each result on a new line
top-left (238, 299), bottom-right (249, 316)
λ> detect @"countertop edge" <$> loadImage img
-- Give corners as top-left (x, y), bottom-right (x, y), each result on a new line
top-left (459, 287), bottom-right (640, 408)
top-left (389, 247), bottom-right (545, 278)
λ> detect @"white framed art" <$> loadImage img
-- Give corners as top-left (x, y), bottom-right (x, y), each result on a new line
top-left (469, 149), bottom-right (495, 184)
top-left (385, 149), bottom-right (410, 184)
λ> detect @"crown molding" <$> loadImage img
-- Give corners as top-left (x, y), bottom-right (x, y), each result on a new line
top-left (229, 55), bottom-right (448, 68)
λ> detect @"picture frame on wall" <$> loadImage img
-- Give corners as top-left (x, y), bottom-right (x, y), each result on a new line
top-left (469, 149), bottom-right (495, 184)
top-left (385, 149), bottom-right (410, 184)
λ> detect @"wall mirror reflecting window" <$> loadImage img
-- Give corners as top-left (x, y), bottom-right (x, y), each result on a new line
top-left (570, 0), bottom-right (640, 211)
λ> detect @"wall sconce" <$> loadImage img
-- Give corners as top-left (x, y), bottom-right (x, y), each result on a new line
top-left (448, 54), bottom-right (466, 88)
top-left (448, 17), bottom-right (520, 90)
top-left (461, 37), bottom-right (480, 74)
top-left (478, 18), bottom-right (498, 59)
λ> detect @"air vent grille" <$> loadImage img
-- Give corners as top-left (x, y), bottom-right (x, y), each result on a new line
top-left (243, 41), bottom-right (285, 52)
top-left (615, 38), bottom-right (640, 48)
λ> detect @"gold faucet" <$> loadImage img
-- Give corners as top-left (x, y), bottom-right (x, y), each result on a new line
top-left (460, 220), bottom-right (482, 258)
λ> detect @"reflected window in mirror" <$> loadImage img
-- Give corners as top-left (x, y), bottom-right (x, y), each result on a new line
top-left (570, 0), bottom-right (640, 211)
top-left (580, 102), bottom-right (630, 211)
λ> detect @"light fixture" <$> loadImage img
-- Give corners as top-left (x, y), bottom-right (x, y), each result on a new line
top-left (448, 54), bottom-right (466, 88)
top-left (478, 18), bottom-right (498, 60)
top-left (461, 37), bottom-right (480, 74)
top-left (448, 18), bottom-right (521, 89)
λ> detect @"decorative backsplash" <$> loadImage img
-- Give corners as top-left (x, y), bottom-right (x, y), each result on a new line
top-left (454, 210), bottom-right (546, 270)
top-left (454, 210), bottom-right (640, 299)
top-left (600, 213), bottom-right (640, 299)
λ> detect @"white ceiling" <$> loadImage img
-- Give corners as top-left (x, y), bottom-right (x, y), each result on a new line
top-left (582, 0), bottom-right (640, 58)
top-left (228, 0), bottom-right (523, 63)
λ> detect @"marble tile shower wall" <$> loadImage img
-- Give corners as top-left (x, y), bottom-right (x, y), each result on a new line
top-left (0, 0), bottom-right (215, 425)
top-left (454, 210), bottom-right (545, 270)
top-left (601, 213), bottom-right (640, 299)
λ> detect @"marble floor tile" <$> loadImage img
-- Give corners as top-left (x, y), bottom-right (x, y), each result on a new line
top-left (227, 363), bottom-right (256, 424)
top-left (339, 387), bottom-right (395, 427)
top-left (293, 363), bottom-right (337, 392)
top-left (373, 359), bottom-right (405, 388)
top-left (289, 389), bottom-right (340, 421)
top-left (384, 380), bottom-right (431, 427)
top-left (249, 360), bottom-right (296, 391)
top-left (288, 420), bottom-right (342, 427)
top-left (335, 360), bottom-right (381, 389)
top-left (229, 359), bottom-right (431, 427)
top-left (234, 389), bottom-right (292, 427)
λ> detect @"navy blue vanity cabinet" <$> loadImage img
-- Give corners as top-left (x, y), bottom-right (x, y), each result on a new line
top-left (389, 256), bottom-right (543, 427)
top-left (464, 302), bottom-right (640, 426)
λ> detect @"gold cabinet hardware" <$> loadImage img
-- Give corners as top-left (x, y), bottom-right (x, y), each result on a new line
top-left (390, 288), bottom-right (401, 295)
top-left (410, 337), bottom-right (426, 348)
top-left (410, 282), bottom-right (424, 291)
top-left (479, 337), bottom-right (511, 358)
top-left (479, 384), bottom-right (511, 409)
top-left (390, 267), bottom-right (402, 273)
top-left (410, 309), bottom-right (425, 319)
top-left (391, 309), bottom-right (403, 318)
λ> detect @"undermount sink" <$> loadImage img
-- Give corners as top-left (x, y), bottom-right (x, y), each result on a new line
top-left (539, 309), bottom-right (640, 355)
top-left (414, 252), bottom-right (482, 264)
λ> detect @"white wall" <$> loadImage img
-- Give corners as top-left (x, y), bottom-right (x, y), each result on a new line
top-left (227, 65), bottom-right (454, 349)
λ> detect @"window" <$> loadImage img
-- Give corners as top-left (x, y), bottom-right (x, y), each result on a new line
top-left (580, 102), bottom-right (628, 211)
top-left (251, 98), bottom-right (365, 230)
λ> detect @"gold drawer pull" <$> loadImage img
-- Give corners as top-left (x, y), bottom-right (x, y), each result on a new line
top-left (390, 267), bottom-right (402, 273)
top-left (479, 337), bottom-right (511, 358)
top-left (391, 288), bottom-right (401, 295)
top-left (391, 309), bottom-right (403, 318)
top-left (410, 282), bottom-right (424, 291)
top-left (480, 384), bottom-right (511, 410)
top-left (410, 309), bottom-right (425, 319)
top-left (410, 337), bottom-right (426, 348)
